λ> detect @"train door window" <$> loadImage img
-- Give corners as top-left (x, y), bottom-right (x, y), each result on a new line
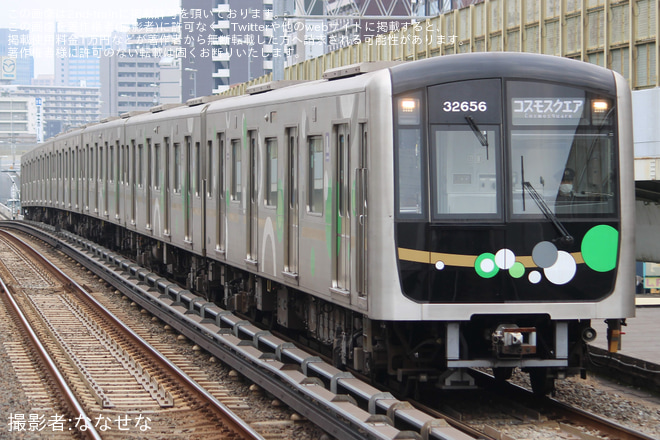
top-left (195, 141), bottom-right (201, 197)
top-left (174, 142), bottom-right (180, 193)
top-left (121, 145), bottom-right (125, 184)
top-left (146, 139), bottom-right (151, 189)
top-left (207, 140), bottom-right (213, 197)
top-left (265, 138), bottom-right (277, 207)
top-left (94, 144), bottom-right (98, 183)
top-left (154, 143), bottom-right (160, 190)
top-left (138, 143), bottom-right (143, 188)
top-left (307, 135), bottom-right (323, 213)
top-left (101, 144), bottom-right (105, 180)
top-left (109, 144), bottom-right (114, 183)
top-left (231, 139), bottom-right (242, 202)
top-left (89, 145), bottom-right (94, 182)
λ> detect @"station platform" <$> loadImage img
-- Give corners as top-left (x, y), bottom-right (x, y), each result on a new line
top-left (590, 294), bottom-right (660, 365)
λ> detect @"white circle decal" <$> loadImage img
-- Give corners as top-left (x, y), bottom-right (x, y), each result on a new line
top-left (544, 251), bottom-right (577, 285)
top-left (480, 258), bottom-right (495, 273)
top-left (495, 248), bottom-right (516, 270)
top-left (435, 261), bottom-right (445, 270)
top-left (529, 271), bottom-right (542, 284)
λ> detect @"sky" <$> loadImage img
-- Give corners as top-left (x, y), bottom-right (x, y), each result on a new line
top-left (1, 0), bottom-right (182, 76)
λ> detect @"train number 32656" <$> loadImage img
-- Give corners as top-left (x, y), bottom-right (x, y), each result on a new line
top-left (442, 101), bottom-right (488, 112)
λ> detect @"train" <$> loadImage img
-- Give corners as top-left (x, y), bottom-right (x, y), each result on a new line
top-left (20, 52), bottom-right (635, 395)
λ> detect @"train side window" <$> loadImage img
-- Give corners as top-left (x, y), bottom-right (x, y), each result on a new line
top-left (195, 141), bottom-right (201, 197)
top-left (308, 136), bottom-right (323, 214)
top-left (265, 137), bottom-right (277, 207)
top-left (231, 139), bottom-right (242, 202)
top-left (397, 128), bottom-right (422, 215)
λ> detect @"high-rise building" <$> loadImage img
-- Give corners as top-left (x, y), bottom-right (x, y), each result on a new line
top-left (100, 54), bottom-right (161, 117)
top-left (207, 0), bottom-right (274, 94)
top-left (0, 29), bottom-right (35, 85)
top-left (54, 33), bottom-right (113, 88)
top-left (181, 0), bottom-right (216, 99)
top-left (101, 16), bottom-right (183, 117)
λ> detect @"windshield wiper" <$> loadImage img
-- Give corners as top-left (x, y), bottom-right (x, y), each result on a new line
top-left (523, 181), bottom-right (574, 246)
top-left (465, 116), bottom-right (489, 159)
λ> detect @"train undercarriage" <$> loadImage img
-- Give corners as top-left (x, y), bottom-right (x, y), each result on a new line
top-left (25, 206), bottom-right (608, 396)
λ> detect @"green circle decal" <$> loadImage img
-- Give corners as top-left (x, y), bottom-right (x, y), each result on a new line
top-left (581, 225), bottom-right (618, 272)
top-left (509, 261), bottom-right (526, 279)
top-left (475, 253), bottom-right (499, 278)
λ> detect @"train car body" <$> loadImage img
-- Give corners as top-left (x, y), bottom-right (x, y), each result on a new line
top-left (21, 53), bottom-right (635, 394)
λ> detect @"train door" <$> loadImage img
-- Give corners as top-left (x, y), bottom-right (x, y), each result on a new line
top-left (115, 141), bottom-right (120, 219)
top-left (75, 146), bottom-right (79, 209)
top-left (247, 130), bottom-right (258, 264)
top-left (146, 139), bottom-right (152, 230)
top-left (131, 140), bottom-right (136, 225)
top-left (164, 138), bottom-right (171, 236)
top-left (216, 133), bottom-right (225, 254)
top-left (284, 127), bottom-right (299, 279)
top-left (95, 144), bottom-right (99, 213)
top-left (103, 142), bottom-right (109, 216)
top-left (335, 123), bottom-right (351, 292)
top-left (356, 123), bottom-right (368, 301)
top-left (185, 136), bottom-right (192, 242)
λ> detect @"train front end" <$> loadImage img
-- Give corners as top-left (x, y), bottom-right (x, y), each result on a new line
top-left (387, 53), bottom-right (634, 393)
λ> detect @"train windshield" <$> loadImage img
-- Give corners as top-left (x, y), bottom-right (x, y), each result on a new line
top-left (431, 125), bottom-right (500, 218)
top-left (508, 81), bottom-right (617, 218)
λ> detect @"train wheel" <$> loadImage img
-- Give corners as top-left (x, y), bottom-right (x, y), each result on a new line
top-left (529, 368), bottom-right (555, 395)
top-left (493, 367), bottom-right (513, 381)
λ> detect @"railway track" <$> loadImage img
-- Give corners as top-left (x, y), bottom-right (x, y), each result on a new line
top-left (2, 220), bottom-right (487, 440)
top-left (408, 368), bottom-right (659, 440)
top-left (4, 220), bottom-right (657, 440)
top-left (0, 228), bottom-right (262, 439)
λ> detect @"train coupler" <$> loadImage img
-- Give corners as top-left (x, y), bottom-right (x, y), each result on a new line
top-left (492, 324), bottom-right (537, 357)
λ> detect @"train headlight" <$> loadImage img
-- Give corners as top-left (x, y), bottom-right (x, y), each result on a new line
top-left (592, 99), bottom-right (610, 113)
top-left (398, 97), bottom-right (420, 125)
top-left (401, 99), bottom-right (417, 112)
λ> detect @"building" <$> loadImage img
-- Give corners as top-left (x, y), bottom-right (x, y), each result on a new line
top-left (207, 0), bottom-right (274, 94)
top-left (55, 33), bottom-right (113, 88)
top-left (181, 0), bottom-right (216, 99)
top-left (100, 53), bottom-right (162, 117)
top-left (159, 57), bottom-right (183, 104)
top-left (5, 85), bottom-right (100, 140)
top-left (100, 16), bottom-right (183, 116)
top-left (0, 94), bottom-right (37, 170)
top-left (126, 16), bottom-right (181, 54)
top-left (324, 0), bottom-right (412, 52)
top-left (0, 29), bottom-right (35, 85)
top-left (32, 75), bottom-right (54, 86)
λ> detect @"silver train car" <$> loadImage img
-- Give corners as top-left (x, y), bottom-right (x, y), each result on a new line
top-left (21, 53), bottom-right (635, 394)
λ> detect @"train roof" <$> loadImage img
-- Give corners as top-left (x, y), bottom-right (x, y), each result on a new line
top-left (390, 52), bottom-right (617, 95)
